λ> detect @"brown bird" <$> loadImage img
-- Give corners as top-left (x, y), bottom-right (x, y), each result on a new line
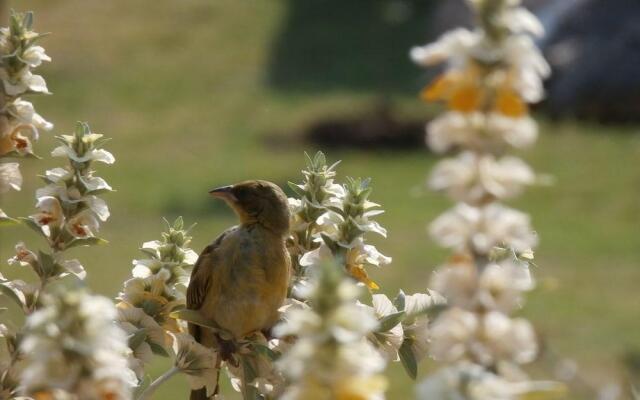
top-left (187, 180), bottom-right (291, 400)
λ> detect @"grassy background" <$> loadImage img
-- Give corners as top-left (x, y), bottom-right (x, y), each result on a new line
top-left (1, 1), bottom-right (640, 398)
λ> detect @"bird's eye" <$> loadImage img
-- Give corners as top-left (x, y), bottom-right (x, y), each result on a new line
top-left (233, 187), bottom-right (248, 200)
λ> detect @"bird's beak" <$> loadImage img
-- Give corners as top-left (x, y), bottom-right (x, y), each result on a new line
top-left (209, 185), bottom-right (237, 202)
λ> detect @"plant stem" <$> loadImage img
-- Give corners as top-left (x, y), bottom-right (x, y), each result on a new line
top-left (137, 366), bottom-right (179, 400)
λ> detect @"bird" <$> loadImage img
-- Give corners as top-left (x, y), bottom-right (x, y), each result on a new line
top-left (186, 180), bottom-right (291, 400)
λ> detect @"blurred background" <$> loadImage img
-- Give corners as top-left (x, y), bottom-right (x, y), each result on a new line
top-left (1, 0), bottom-right (639, 398)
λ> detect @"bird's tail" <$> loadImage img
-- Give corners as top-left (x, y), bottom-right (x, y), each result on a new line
top-left (190, 388), bottom-right (208, 400)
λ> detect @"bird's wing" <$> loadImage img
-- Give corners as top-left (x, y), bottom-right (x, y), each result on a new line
top-left (186, 226), bottom-right (236, 310)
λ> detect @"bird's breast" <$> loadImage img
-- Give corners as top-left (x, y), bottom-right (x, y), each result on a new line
top-left (202, 227), bottom-right (290, 338)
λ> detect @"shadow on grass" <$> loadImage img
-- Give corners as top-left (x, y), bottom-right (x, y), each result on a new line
top-left (266, 0), bottom-right (440, 94)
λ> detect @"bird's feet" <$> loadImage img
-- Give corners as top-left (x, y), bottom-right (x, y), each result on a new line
top-left (216, 335), bottom-right (239, 367)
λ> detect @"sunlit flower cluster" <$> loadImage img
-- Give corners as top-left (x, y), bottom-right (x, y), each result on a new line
top-left (296, 174), bottom-right (391, 290)
top-left (116, 218), bottom-right (197, 380)
top-left (411, 0), bottom-right (559, 397)
top-left (287, 151), bottom-right (343, 279)
top-left (275, 263), bottom-right (388, 400)
top-left (286, 152), bottom-right (444, 382)
top-left (19, 287), bottom-right (136, 400)
top-left (0, 11), bottom-right (52, 209)
top-left (0, 121), bottom-right (113, 399)
top-left (26, 122), bottom-right (114, 251)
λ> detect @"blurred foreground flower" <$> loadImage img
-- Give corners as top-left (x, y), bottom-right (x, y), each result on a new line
top-left (275, 262), bottom-right (388, 400)
top-left (19, 286), bottom-right (136, 399)
top-left (411, 0), bottom-right (561, 398)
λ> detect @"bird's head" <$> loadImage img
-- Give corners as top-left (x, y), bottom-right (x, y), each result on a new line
top-left (209, 180), bottom-right (290, 235)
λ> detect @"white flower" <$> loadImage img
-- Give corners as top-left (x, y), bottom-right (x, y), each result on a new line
top-left (500, 7), bottom-right (544, 37)
top-left (410, 28), bottom-right (480, 68)
top-left (0, 124), bottom-right (38, 156)
top-left (366, 294), bottom-right (404, 361)
top-left (31, 196), bottom-right (64, 230)
top-left (1, 69), bottom-right (49, 95)
top-left (52, 144), bottom-right (115, 164)
top-left (21, 45), bottom-right (51, 67)
top-left (7, 242), bottom-right (37, 267)
top-left (427, 112), bottom-right (538, 153)
top-left (276, 264), bottom-right (388, 400)
top-left (487, 113), bottom-right (538, 148)
top-left (19, 290), bottom-right (136, 398)
top-left (502, 35), bottom-right (550, 103)
top-left (0, 279), bottom-right (39, 313)
top-left (66, 209), bottom-right (100, 238)
top-left (417, 362), bottom-right (564, 400)
top-left (171, 332), bottom-right (219, 397)
top-left (329, 302), bottom-right (379, 343)
top-left (273, 307), bottom-right (322, 338)
top-left (85, 195), bottom-right (110, 221)
top-left (59, 259), bottom-right (87, 280)
top-left (429, 308), bottom-right (478, 363)
top-left (80, 175), bottom-right (113, 192)
top-left (429, 152), bottom-right (535, 202)
top-left (44, 167), bottom-right (73, 183)
top-left (117, 307), bottom-right (167, 380)
top-left (0, 162), bottom-right (22, 192)
top-left (430, 203), bottom-right (537, 254)
top-left (429, 309), bottom-right (537, 366)
top-left (431, 258), bottom-right (533, 313)
top-left (7, 98), bottom-right (53, 131)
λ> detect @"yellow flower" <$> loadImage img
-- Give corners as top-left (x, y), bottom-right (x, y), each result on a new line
top-left (335, 375), bottom-right (388, 400)
top-left (422, 66), bottom-right (528, 118)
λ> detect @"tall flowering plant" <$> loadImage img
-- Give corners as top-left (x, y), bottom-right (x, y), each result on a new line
top-left (285, 152), bottom-right (444, 384)
top-left (115, 218), bottom-right (217, 397)
top-left (0, 122), bottom-right (134, 399)
top-left (410, 0), bottom-right (562, 397)
top-left (0, 11), bottom-right (135, 399)
top-left (0, 10), bottom-right (52, 220)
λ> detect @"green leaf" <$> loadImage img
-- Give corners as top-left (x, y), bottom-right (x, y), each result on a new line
top-left (38, 251), bottom-right (55, 277)
top-left (313, 151), bottom-right (326, 168)
top-left (169, 309), bottom-right (221, 331)
top-left (377, 311), bottom-right (405, 332)
top-left (18, 217), bottom-right (46, 238)
top-left (325, 205), bottom-right (345, 217)
top-left (0, 215), bottom-right (19, 226)
top-left (128, 328), bottom-right (147, 349)
top-left (241, 357), bottom-right (261, 400)
top-left (287, 181), bottom-right (306, 198)
top-left (303, 151), bottom-right (313, 169)
top-left (327, 160), bottom-right (341, 172)
top-left (250, 343), bottom-right (279, 361)
top-left (65, 237), bottom-right (108, 249)
top-left (149, 342), bottom-right (170, 357)
top-left (23, 11), bottom-right (33, 29)
top-left (320, 233), bottom-right (338, 253)
top-left (398, 339), bottom-right (417, 380)
top-left (173, 216), bottom-right (184, 230)
top-left (394, 290), bottom-right (406, 312)
top-left (0, 284), bottom-right (24, 310)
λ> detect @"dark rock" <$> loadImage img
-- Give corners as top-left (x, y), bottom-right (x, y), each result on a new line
top-left (304, 102), bottom-right (425, 150)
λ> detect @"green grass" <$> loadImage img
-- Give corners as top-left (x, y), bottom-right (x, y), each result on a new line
top-left (1, 1), bottom-right (640, 398)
